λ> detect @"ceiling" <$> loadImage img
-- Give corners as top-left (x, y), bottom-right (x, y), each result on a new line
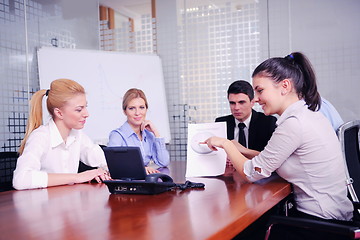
top-left (98, 0), bottom-right (257, 15)
top-left (99, 0), bottom-right (151, 16)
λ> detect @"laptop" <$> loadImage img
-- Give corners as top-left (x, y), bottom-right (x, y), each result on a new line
top-left (102, 146), bottom-right (176, 194)
top-left (103, 146), bottom-right (147, 180)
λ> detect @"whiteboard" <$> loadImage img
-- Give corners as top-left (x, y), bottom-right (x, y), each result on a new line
top-left (37, 47), bottom-right (171, 144)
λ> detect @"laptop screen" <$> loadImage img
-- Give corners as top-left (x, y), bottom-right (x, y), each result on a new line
top-left (103, 146), bottom-right (147, 180)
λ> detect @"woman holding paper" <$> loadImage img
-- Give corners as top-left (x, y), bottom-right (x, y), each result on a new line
top-left (203, 52), bottom-right (353, 237)
top-left (108, 88), bottom-right (170, 174)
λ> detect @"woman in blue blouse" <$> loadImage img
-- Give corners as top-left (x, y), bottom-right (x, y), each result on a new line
top-left (108, 88), bottom-right (170, 174)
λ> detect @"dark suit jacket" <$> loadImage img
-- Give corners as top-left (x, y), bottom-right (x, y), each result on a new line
top-left (215, 110), bottom-right (277, 151)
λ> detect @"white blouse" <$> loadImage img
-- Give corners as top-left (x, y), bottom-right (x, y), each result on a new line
top-left (13, 119), bottom-right (107, 190)
top-left (244, 100), bottom-right (353, 221)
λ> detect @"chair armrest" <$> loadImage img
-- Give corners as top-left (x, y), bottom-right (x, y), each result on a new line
top-left (267, 215), bottom-right (360, 238)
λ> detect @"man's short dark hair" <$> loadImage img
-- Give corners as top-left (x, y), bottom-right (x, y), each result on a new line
top-left (227, 80), bottom-right (254, 100)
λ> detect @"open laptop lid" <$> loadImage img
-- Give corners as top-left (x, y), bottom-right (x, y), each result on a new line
top-left (103, 146), bottom-right (147, 180)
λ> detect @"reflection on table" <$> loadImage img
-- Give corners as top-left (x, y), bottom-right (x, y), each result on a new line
top-left (0, 161), bottom-right (291, 240)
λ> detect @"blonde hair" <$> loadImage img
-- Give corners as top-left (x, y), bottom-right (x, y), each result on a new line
top-left (122, 88), bottom-right (148, 111)
top-left (18, 79), bottom-right (85, 154)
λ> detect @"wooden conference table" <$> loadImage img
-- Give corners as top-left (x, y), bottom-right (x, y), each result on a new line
top-left (0, 161), bottom-right (290, 240)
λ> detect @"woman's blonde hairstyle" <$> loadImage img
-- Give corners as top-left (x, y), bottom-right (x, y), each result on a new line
top-left (122, 88), bottom-right (148, 111)
top-left (18, 79), bottom-right (85, 154)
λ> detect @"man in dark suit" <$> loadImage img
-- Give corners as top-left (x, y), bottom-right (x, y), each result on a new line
top-left (215, 80), bottom-right (277, 152)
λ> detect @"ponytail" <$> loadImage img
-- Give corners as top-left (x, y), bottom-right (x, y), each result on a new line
top-left (289, 52), bottom-right (320, 111)
top-left (18, 78), bottom-right (85, 155)
top-left (18, 89), bottom-right (47, 155)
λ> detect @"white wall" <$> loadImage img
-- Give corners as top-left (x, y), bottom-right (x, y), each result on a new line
top-left (259, 0), bottom-right (360, 122)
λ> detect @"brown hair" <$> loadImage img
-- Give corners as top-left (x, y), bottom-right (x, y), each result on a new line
top-left (122, 88), bottom-right (148, 111)
top-left (252, 52), bottom-right (321, 111)
top-left (18, 79), bottom-right (85, 154)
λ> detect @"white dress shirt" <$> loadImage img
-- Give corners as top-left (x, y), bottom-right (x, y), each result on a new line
top-left (13, 119), bottom-right (107, 190)
top-left (244, 100), bottom-right (353, 221)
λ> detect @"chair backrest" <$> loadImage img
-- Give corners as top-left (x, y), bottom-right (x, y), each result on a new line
top-left (337, 120), bottom-right (360, 202)
top-left (78, 145), bottom-right (105, 173)
top-left (0, 151), bottom-right (18, 191)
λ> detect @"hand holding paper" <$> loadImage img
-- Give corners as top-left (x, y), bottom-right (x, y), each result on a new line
top-left (200, 136), bottom-right (230, 151)
top-left (198, 141), bottom-right (217, 151)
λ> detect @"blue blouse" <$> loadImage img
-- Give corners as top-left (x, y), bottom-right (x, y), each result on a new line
top-left (108, 121), bottom-right (170, 167)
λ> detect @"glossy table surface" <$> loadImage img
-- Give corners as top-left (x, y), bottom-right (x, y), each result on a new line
top-left (0, 161), bottom-right (291, 240)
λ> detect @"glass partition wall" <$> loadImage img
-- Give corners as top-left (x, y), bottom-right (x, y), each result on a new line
top-left (1, 0), bottom-right (359, 164)
top-left (0, 0), bottom-right (99, 152)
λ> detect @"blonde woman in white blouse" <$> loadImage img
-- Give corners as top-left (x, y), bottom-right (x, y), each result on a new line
top-left (13, 79), bottom-right (110, 190)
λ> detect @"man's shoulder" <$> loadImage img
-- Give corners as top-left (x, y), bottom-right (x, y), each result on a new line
top-left (252, 110), bottom-right (277, 123)
top-left (215, 115), bottom-right (233, 122)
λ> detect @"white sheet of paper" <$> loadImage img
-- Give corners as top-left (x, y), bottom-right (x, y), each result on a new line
top-left (186, 122), bottom-right (227, 177)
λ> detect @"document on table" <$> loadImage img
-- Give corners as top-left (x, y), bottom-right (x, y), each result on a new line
top-left (186, 122), bottom-right (227, 177)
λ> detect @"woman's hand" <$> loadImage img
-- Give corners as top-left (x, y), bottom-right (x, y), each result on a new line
top-left (202, 136), bottom-right (230, 151)
top-left (145, 166), bottom-right (160, 174)
top-left (76, 168), bottom-right (111, 184)
top-left (141, 120), bottom-right (160, 137)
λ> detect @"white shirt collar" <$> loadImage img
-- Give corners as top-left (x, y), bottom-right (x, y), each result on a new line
top-left (235, 112), bottom-right (252, 128)
top-left (49, 119), bottom-right (78, 148)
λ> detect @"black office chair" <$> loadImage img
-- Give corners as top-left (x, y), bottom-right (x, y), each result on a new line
top-left (78, 144), bottom-right (106, 173)
top-left (0, 151), bottom-right (18, 192)
top-left (338, 120), bottom-right (360, 208)
top-left (264, 120), bottom-right (360, 240)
